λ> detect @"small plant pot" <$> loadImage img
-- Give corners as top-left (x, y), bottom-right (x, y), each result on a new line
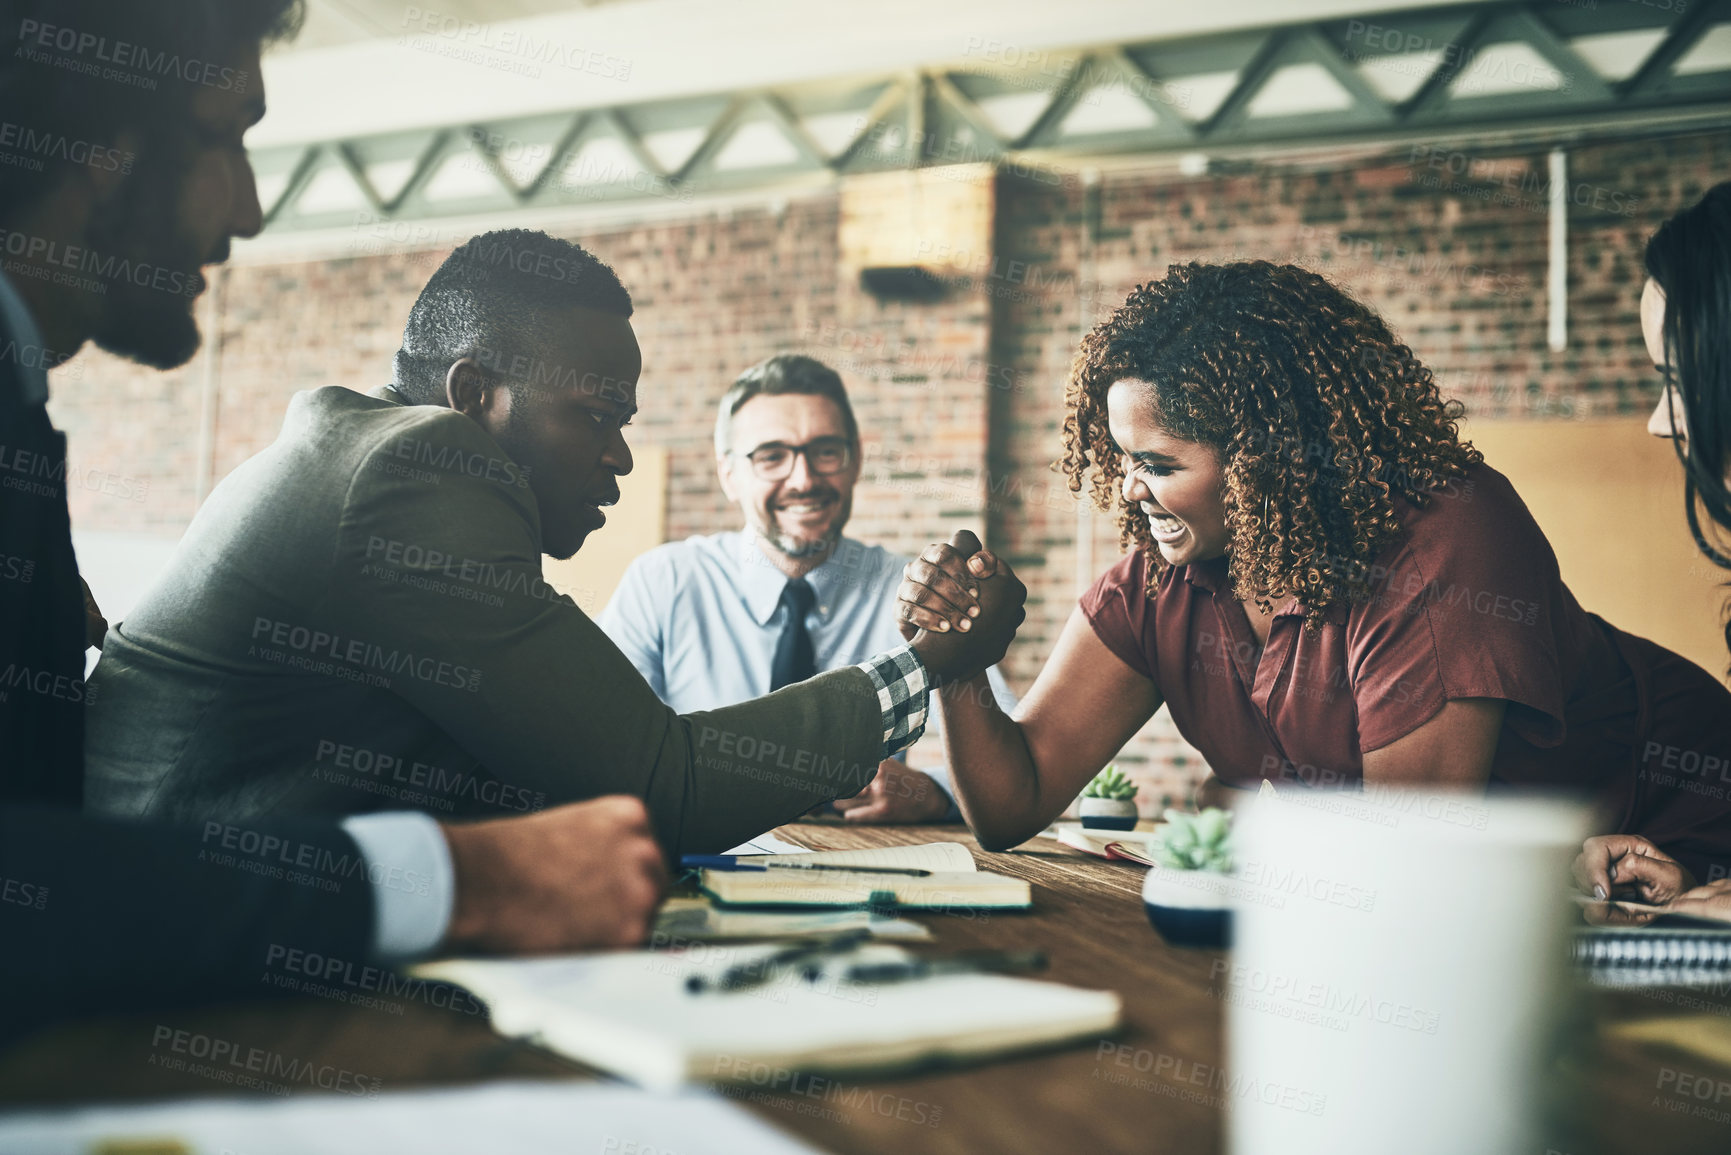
top-left (1142, 866), bottom-right (1234, 949)
top-left (1079, 797), bottom-right (1139, 831)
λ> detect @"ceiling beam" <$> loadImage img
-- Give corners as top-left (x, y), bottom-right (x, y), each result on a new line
top-left (253, 0), bottom-right (1731, 234)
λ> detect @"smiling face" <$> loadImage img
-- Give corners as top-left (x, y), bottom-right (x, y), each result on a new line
top-left (1106, 378), bottom-right (1232, 566)
top-left (87, 43), bottom-right (267, 369)
top-left (460, 306), bottom-right (642, 560)
top-left (718, 392), bottom-right (861, 562)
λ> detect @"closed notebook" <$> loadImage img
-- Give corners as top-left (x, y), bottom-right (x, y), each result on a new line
top-left (699, 841), bottom-right (1032, 910)
top-left (417, 944), bottom-right (1122, 1092)
top-left (653, 898), bottom-right (934, 942)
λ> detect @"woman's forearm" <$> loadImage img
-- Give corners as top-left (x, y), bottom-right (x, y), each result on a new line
top-left (934, 673), bottom-right (1051, 850)
top-left (897, 564), bottom-right (1159, 849)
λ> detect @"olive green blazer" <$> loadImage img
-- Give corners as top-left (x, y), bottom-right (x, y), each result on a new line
top-left (84, 386), bottom-right (887, 855)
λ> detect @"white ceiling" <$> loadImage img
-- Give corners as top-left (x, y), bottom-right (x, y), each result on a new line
top-left (256, 0), bottom-right (1449, 147)
top-left (293, 0), bottom-right (638, 51)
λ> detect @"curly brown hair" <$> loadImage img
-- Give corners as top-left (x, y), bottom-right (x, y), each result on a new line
top-left (1061, 261), bottom-right (1482, 628)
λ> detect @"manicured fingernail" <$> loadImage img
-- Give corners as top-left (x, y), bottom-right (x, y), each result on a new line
top-left (938, 621), bottom-right (949, 632)
top-left (959, 619), bottom-right (971, 631)
top-left (968, 605), bottom-right (979, 617)
top-left (1594, 885), bottom-right (1606, 899)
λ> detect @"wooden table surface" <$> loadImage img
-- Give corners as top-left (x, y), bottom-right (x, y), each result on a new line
top-left (3, 822), bottom-right (1731, 1154)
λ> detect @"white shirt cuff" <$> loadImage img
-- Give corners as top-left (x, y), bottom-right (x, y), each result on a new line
top-left (339, 811), bottom-right (455, 963)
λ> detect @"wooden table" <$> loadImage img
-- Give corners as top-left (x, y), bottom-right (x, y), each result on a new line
top-left (3, 822), bottom-right (1730, 1154)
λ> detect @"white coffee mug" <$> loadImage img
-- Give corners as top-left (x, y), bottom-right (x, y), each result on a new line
top-left (1226, 788), bottom-right (1588, 1155)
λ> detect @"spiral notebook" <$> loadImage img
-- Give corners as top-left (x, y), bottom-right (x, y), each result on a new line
top-left (1573, 923), bottom-right (1731, 968)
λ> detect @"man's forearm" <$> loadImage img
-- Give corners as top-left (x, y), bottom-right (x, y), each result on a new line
top-left (666, 650), bottom-right (926, 855)
top-left (440, 819), bottom-right (511, 952)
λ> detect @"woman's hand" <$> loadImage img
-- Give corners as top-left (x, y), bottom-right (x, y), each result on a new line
top-left (897, 536), bottom-right (1013, 641)
top-left (1573, 834), bottom-right (1696, 905)
top-left (1664, 879), bottom-right (1731, 924)
top-left (1584, 878), bottom-right (1731, 928)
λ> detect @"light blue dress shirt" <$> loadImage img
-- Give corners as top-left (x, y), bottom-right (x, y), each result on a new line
top-left (0, 271), bottom-right (452, 963)
top-left (599, 531), bottom-right (1016, 815)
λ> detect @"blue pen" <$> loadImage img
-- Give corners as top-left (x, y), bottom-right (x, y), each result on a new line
top-left (680, 854), bottom-right (931, 876)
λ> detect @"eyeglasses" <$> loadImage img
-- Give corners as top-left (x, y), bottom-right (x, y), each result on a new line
top-left (737, 438), bottom-right (854, 481)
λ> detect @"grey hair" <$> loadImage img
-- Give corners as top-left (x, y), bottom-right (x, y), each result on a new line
top-left (714, 354), bottom-right (859, 457)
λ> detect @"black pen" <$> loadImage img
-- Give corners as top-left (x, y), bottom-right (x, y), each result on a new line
top-left (686, 930), bottom-right (872, 994)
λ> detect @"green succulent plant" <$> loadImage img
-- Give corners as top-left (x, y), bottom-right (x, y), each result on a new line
top-left (1081, 764), bottom-right (1138, 801)
top-left (1150, 807), bottom-right (1234, 872)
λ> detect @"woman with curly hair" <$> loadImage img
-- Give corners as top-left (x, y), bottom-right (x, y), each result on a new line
top-left (898, 260), bottom-right (1731, 878)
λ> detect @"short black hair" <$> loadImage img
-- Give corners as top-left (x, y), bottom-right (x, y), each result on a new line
top-left (0, 0), bottom-right (303, 220)
top-left (714, 354), bottom-right (858, 456)
top-left (393, 228), bottom-right (634, 404)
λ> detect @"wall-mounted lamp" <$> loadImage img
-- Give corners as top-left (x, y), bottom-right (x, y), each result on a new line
top-left (858, 265), bottom-right (949, 302)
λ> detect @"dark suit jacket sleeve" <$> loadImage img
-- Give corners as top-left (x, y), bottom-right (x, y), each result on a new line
top-left (0, 359), bottom-right (89, 806)
top-left (0, 806), bottom-right (373, 1041)
top-left (321, 410), bottom-right (887, 858)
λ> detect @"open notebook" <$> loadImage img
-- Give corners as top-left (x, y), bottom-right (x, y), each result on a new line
top-left (417, 944), bottom-right (1122, 1092)
top-left (0, 1083), bottom-right (829, 1155)
top-left (1050, 824), bottom-right (1163, 866)
top-left (698, 841), bottom-right (1032, 910)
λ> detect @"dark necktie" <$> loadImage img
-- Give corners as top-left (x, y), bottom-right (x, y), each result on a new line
top-left (769, 579), bottom-right (817, 691)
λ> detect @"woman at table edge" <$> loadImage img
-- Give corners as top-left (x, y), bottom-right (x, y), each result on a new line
top-left (1574, 181), bottom-right (1731, 922)
top-left (894, 255), bottom-right (1731, 885)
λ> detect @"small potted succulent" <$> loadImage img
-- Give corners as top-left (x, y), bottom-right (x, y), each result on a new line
top-left (1142, 808), bottom-right (1236, 949)
top-left (1078, 765), bottom-right (1140, 830)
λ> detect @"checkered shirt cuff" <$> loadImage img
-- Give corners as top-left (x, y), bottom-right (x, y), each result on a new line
top-left (857, 643), bottom-right (930, 758)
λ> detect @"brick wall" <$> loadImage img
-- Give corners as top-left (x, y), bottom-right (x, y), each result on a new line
top-left (49, 125), bottom-right (1731, 815)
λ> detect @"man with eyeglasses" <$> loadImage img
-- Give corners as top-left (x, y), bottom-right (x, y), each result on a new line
top-left (600, 355), bottom-right (1015, 824)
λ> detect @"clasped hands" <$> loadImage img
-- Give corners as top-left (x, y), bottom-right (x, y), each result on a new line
top-left (894, 529), bottom-right (1026, 682)
top-left (826, 531), bottom-right (1026, 823)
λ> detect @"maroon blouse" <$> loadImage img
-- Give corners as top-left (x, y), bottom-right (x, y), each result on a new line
top-left (1081, 462), bottom-right (1731, 879)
